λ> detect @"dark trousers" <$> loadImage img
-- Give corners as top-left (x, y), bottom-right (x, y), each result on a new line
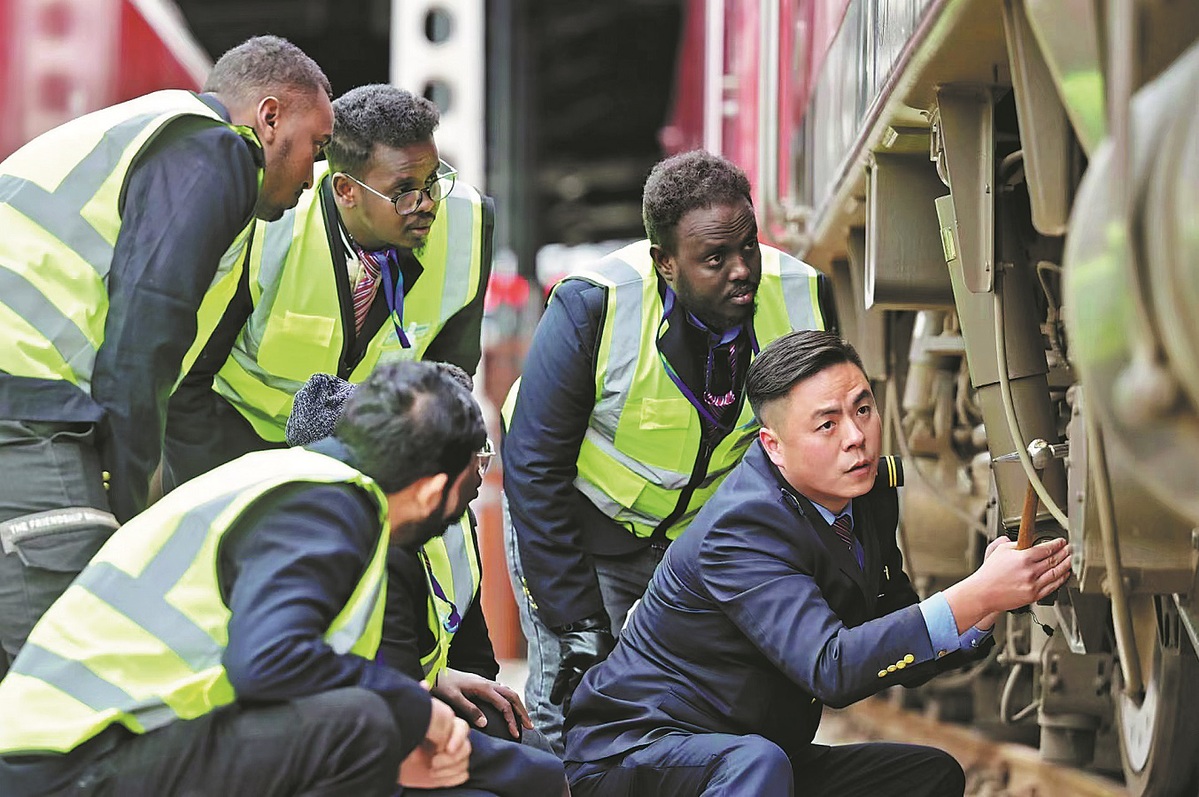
top-left (468, 696), bottom-right (557, 756)
top-left (405, 698), bottom-right (563, 797)
top-left (503, 497), bottom-right (664, 755)
top-left (0, 421), bottom-right (115, 678)
top-left (567, 733), bottom-right (965, 797)
top-left (5, 690), bottom-right (564, 797)
top-left (57, 689), bottom-right (405, 797)
top-left (406, 730), bottom-right (565, 797)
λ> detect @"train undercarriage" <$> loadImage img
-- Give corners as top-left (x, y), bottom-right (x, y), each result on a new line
top-left (680, 0), bottom-right (1199, 792)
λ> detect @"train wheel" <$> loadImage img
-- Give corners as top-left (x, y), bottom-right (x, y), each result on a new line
top-left (1115, 596), bottom-right (1199, 796)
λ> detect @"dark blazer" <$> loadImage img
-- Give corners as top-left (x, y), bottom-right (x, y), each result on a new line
top-left (564, 441), bottom-right (987, 764)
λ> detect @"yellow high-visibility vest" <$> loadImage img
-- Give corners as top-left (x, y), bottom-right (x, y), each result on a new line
top-left (0, 89), bottom-right (262, 393)
top-left (0, 448), bottom-right (389, 755)
top-left (214, 167), bottom-right (491, 441)
top-left (504, 240), bottom-right (825, 540)
top-left (417, 514), bottom-right (483, 682)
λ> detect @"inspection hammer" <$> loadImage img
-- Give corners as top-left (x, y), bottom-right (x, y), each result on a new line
top-left (993, 439), bottom-right (1067, 549)
top-left (994, 439), bottom-right (1068, 605)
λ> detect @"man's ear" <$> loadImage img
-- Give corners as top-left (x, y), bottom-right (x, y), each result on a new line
top-left (256, 96), bottom-right (281, 145)
top-left (759, 424), bottom-right (785, 468)
top-left (650, 243), bottom-right (675, 283)
top-left (331, 172), bottom-right (356, 208)
top-left (411, 472), bottom-right (450, 515)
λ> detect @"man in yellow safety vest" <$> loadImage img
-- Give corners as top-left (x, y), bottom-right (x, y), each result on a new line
top-left (0, 361), bottom-right (565, 796)
top-left (501, 150), bottom-right (835, 751)
top-left (0, 35), bottom-right (335, 676)
top-left (163, 83), bottom-right (492, 489)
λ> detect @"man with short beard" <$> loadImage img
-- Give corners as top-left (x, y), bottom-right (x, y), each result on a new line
top-left (285, 369), bottom-right (549, 753)
top-left (501, 150), bottom-right (834, 752)
top-left (0, 361), bottom-right (565, 796)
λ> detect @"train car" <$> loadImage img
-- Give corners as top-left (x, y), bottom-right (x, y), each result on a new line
top-left (0, 0), bottom-right (208, 160)
top-left (666, 1), bottom-right (1199, 794)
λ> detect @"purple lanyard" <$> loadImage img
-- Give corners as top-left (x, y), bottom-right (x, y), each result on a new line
top-left (420, 550), bottom-right (461, 634)
top-left (655, 288), bottom-right (759, 430)
top-left (379, 253), bottom-right (413, 349)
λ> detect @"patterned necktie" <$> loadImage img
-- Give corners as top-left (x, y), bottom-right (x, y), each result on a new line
top-left (832, 514), bottom-right (862, 568)
top-left (351, 247), bottom-right (389, 332)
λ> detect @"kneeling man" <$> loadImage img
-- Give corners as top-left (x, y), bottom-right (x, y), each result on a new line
top-left (564, 330), bottom-right (1072, 797)
top-left (0, 361), bottom-right (563, 796)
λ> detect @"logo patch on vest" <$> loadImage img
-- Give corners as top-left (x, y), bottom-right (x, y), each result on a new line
top-left (379, 322), bottom-right (432, 357)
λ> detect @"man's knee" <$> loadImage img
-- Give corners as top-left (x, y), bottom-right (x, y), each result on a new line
top-left (304, 688), bottom-right (403, 760)
top-left (923, 748), bottom-right (965, 797)
top-left (520, 745), bottom-right (568, 792)
top-left (710, 736), bottom-right (792, 792)
top-left (735, 736), bottom-right (792, 777)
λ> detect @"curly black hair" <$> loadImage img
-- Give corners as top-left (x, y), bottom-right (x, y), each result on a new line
top-left (642, 150), bottom-right (753, 249)
top-left (325, 84), bottom-right (440, 175)
top-left (204, 35), bottom-right (331, 105)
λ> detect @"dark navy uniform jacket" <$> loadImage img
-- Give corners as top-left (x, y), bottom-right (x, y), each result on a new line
top-left (565, 441), bottom-right (989, 764)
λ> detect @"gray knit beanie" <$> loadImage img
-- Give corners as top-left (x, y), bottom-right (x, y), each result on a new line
top-left (286, 373), bottom-right (357, 447)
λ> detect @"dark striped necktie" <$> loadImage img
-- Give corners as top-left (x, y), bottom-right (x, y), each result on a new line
top-left (832, 514), bottom-right (861, 568)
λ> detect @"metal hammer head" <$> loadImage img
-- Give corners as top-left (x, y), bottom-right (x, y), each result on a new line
top-left (993, 438), bottom-right (1067, 470)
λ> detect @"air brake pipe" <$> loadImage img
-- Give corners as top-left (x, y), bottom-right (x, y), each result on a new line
top-left (1084, 405), bottom-right (1144, 700)
top-left (992, 270), bottom-right (1068, 529)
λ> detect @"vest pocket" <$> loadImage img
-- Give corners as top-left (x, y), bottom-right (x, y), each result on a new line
top-left (258, 311), bottom-right (337, 376)
top-left (627, 397), bottom-right (699, 473)
top-left (637, 397), bottom-right (693, 431)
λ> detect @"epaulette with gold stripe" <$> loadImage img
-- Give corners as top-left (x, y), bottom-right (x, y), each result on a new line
top-left (875, 455), bottom-right (903, 489)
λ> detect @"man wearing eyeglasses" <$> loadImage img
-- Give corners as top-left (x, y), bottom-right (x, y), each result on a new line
top-left (162, 83), bottom-right (492, 488)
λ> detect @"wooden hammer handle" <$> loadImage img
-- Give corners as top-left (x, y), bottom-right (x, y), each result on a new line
top-left (1016, 481), bottom-right (1038, 550)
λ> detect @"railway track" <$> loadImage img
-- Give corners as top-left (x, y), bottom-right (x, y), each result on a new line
top-left (817, 697), bottom-right (1127, 797)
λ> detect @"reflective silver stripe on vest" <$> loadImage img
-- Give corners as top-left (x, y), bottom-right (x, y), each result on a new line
top-left (0, 112), bottom-right (161, 273)
top-left (73, 492), bottom-right (231, 672)
top-left (574, 480), bottom-right (663, 529)
top-left (0, 268), bottom-right (96, 383)
top-left (14, 643), bottom-right (181, 732)
top-left (228, 204), bottom-right (302, 373)
top-left (15, 643), bottom-right (139, 710)
top-left (436, 193), bottom-right (476, 322)
top-left (326, 575), bottom-right (382, 655)
top-left (580, 427), bottom-right (690, 489)
top-left (575, 255), bottom-right (644, 436)
top-left (73, 562), bottom-right (224, 670)
top-left (0, 111), bottom-right (199, 389)
top-left (778, 253), bottom-right (820, 331)
top-left (445, 521), bottom-right (477, 618)
top-left (10, 493), bottom-right (234, 731)
top-left (224, 346), bottom-right (307, 394)
top-left (255, 205), bottom-right (301, 305)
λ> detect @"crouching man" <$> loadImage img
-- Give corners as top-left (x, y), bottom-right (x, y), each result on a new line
top-left (564, 330), bottom-right (1073, 797)
top-left (0, 361), bottom-right (564, 797)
